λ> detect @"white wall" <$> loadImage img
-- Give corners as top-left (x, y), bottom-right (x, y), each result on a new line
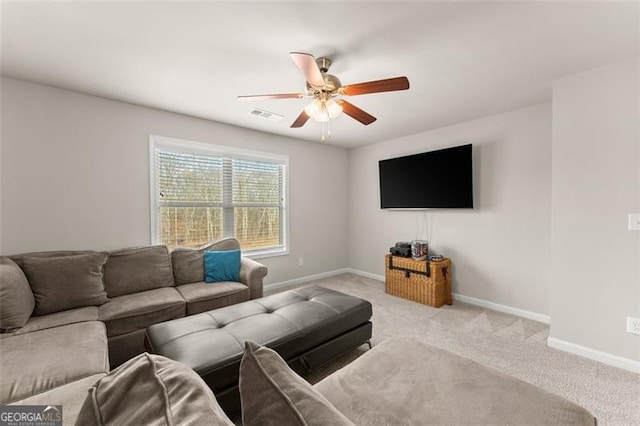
top-left (550, 58), bottom-right (639, 363)
top-left (0, 77), bottom-right (350, 285)
top-left (348, 103), bottom-right (552, 317)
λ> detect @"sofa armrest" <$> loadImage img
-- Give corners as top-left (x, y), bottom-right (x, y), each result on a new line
top-left (239, 257), bottom-right (268, 299)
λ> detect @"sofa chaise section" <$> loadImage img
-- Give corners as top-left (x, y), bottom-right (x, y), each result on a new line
top-left (0, 321), bottom-right (110, 425)
top-left (314, 338), bottom-right (596, 425)
top-left (0, 321), bottom-right (109, 404)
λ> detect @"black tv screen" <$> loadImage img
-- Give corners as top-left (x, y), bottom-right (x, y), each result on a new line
top-left (379, 144), bottom-right (473, 209)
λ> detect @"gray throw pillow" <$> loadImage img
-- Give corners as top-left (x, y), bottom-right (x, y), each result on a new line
top-left (22, 252), bottom-right (108, 316)
top-left (239, 341), bottom-right (354, 426)
top-left (0, 257), bottom-right (35, 331)
top-left (75, 352), bottom-right (234, 426)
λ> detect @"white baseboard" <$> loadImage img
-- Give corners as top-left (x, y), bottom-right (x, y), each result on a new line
top-left (345, 268), bottom-right (550, 324)
top-left (547, 337), bottom-right (640, 374)
top-left (453, 293), bottom-right (551, 324)
top-left (265, 268), bottom-right (351, 291)
top-left (344, 268), bottom-right (384, 282)
top-left (267, 267), bottom-right (639, 373)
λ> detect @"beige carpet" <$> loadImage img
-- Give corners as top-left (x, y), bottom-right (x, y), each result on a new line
top-left (268, 273), bottom-right (640, 426)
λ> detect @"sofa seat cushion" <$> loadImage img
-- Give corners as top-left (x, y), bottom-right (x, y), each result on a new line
top-left (103, 245), bottom-right (173, 298)
top-left (75, 353), bottom-right (234, 426)
top-left (176, 281), bottom-right (250, 315)
top-left (314, 338), bottom-right (596, 426)
top-left (99, 287), bottom-right (185, 337)
top-left (0, 306), bottom-right (98, 339)
top-left (10, 373), bottom-right (105, 426)
top-left (0, 321), bottom-right (109, 404)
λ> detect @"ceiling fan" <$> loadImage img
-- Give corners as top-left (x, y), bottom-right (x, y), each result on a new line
top-left (238, 52), bottom-right (410, 141)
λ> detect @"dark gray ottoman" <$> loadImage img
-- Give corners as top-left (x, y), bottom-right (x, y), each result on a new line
top-left (145, 285), bottom-right (372, 413)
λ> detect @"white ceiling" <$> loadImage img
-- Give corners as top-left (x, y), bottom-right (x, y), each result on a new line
top-left (2, 2), bottom-right (637, 149)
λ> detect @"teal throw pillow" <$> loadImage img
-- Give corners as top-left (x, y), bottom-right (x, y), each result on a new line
top-left (204, 249), bottom-right (241, 283)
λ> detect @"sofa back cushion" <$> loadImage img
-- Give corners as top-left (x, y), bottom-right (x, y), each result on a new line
top-left (239, 341), bottom-right (354, 426)
top-left (75, 352), bottom-right (234, 426)
top-left (103, 246), bottom-right (173, 298)
top-left (9, 250), bottom-right (91, 270)
top-left (0, 257), bottom-right (35, 331)
top-left (22, 252), bottom-right (109, 316)
top-left (171, 238), bottom-right (241, 285)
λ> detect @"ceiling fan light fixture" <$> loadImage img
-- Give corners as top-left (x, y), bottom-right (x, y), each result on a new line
top-left (304, 98), bottom-right (342, 122)
top-left (316, 111), bottom-right (330, 123)
top-left (325, 98), bottom-right (343, 119)
top-left (303, 98), bottom-right (323, 118)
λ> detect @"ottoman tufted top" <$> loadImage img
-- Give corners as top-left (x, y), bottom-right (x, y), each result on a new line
top-left (145, 285), bottom-right (372, 391)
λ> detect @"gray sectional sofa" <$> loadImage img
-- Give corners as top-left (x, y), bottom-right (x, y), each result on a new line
top-left (0, 238), bottom-right (267, 424)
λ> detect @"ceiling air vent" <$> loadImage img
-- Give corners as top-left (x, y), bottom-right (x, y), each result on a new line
top-left (249, 108), bottom-right (284, 122)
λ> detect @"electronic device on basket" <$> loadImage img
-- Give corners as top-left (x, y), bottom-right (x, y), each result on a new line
top-left (389, 242), bottom-right (412, 258)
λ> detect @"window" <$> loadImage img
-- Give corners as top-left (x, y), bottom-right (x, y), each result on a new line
top-left (149, 135), bottom-right (288, 257)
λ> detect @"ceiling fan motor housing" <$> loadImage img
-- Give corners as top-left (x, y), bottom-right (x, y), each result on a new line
top-left (306, 73), bottom-right (342, 94)
top-left (303, 57), bottom-right (341, 94)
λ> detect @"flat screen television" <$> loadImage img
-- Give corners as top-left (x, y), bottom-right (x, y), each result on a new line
top-left (379, 144), bottom-right (473, 209)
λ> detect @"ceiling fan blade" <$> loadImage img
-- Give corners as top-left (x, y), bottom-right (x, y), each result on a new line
top-left (289, 52), bottom-right (325, 88)
top-left (339, 76), bottom-right (410, 96)
top-left (336, 99), bottom-right (377, 125)
top-left (237, 93), bottom-right (304, 101)
top-left (290, 110), bottom-right (310, 128)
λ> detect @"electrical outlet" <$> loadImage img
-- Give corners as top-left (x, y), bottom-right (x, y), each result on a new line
top-left (298, 257), bottom-right (304, 267)
top-left (627, 317), bottom-right (640, 335)
top-left (628, 213), bottom-right (640, 230)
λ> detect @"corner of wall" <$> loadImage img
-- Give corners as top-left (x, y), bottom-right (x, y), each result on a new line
top-left (550, 57), bottom-right (640, 364)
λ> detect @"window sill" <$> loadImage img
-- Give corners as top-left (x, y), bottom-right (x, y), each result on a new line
top-left (244, 247), bottom-right (289, 260)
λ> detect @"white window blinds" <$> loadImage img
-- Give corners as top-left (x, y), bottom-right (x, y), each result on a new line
top-left (150, 136), bottom-right (288, 256)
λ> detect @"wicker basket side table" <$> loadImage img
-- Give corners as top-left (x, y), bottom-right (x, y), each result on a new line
top-left (384, 254), bottom-right (452, 308)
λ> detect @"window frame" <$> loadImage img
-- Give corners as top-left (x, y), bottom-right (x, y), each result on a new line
top-left (149, 134), bottom-right (289, 259)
